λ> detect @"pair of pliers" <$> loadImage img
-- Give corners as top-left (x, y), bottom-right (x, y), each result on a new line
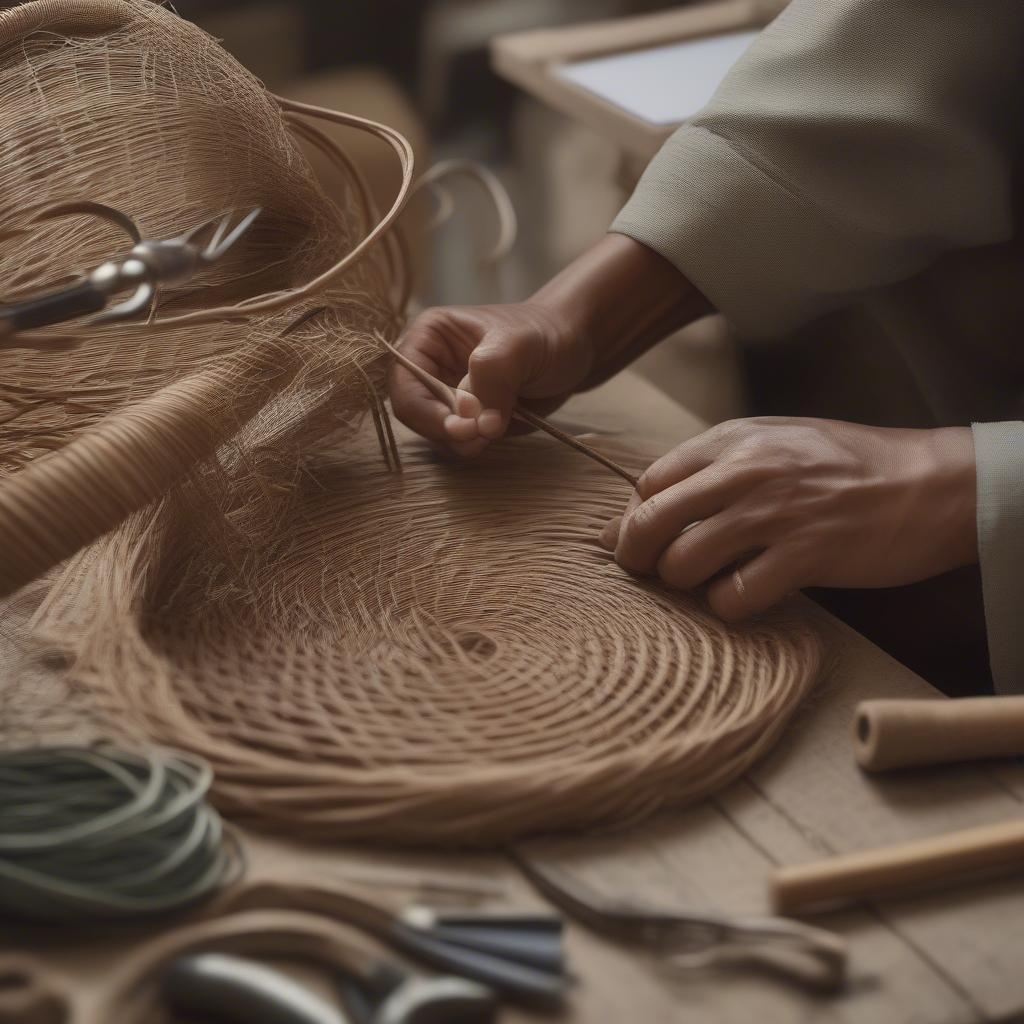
top-left (510, 850), bottom-right (849, 992)
top-left (0, 202), bottom-right (260, 344)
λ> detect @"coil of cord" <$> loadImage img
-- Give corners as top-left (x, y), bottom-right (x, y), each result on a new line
top-left (0, 744), bottom-right (241, 921)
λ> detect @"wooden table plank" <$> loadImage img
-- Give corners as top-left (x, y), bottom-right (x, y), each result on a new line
top-left (516, 613), bottom-right (981, 1023)
top-left (522, 812), bottom-right (972, 1023)
top-left (744, 608), bottom-right (1024, 1021)
top-left (490, 0), bottom-right (783, 163)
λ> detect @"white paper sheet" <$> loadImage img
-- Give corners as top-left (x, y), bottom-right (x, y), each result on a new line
top-left (556, 29), bottom-right (761, 126)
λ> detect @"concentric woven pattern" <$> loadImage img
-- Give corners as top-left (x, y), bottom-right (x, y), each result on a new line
top-left (56, 433), bottom-right (823, 846)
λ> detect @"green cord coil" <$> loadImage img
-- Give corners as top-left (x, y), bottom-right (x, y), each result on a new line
top-left (0, 744), bottom-right (240, 920)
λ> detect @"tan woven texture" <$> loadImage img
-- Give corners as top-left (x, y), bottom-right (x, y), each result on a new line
top-left (0, 0), bottom-right (411, 596)
top-left (0, 0), bottom-right (822, 847)
top-left (31, 430), bottom-right (821, 846)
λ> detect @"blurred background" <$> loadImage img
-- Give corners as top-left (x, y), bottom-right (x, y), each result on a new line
top-left (173, 0), bottom-right (746, 425)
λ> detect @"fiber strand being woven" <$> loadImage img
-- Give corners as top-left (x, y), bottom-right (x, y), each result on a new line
top-left (0, 0), bottom-right (823, 847)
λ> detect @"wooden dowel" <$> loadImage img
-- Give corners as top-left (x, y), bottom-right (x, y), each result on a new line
top-left (854, 696), bottom-right (1024, 772)
top-left (771, 818), bottom-right (1024, 914)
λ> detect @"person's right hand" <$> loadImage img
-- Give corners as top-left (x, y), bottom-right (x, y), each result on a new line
top-left (388, 234), bottom-right (709, 456)
top-left (389, 300), bottom-right (594, 457)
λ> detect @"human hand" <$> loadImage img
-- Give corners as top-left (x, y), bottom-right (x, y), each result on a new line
top-left (388, 300), bottom-right (591, 457)
top-left (601, 418), bottom-right (977, 621)
top-left (388, 234), bottom-right (710, 456)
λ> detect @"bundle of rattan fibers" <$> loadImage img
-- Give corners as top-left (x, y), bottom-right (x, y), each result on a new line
top-left (0, 0), bottom-right (412, 597)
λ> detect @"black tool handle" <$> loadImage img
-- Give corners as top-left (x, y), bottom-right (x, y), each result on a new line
top-left (162, 953), bottom-right (349, 1024)
top-left (431, 913), bottom-right (564, 934)
top-left (390, 923), bottom-right (567, 1012)
top-left (0, 279), bottom-right (105, 334)
top-left (430, 923), bottom-right (565, 975)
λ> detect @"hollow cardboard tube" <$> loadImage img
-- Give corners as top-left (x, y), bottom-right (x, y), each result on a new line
top-left (853, 696), bottom-right (1024, 772)
top-left (771, 818), bottom-right (1024, 914)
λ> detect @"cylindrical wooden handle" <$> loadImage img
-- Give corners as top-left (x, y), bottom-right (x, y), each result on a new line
top-left (771, 818), bottom-right (1024, 914)
top-left (853, 696), bottom-right (1024, 772)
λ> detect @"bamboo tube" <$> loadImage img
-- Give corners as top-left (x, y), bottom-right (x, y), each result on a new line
top-left (854, 697), bottom-right (1024, 772)
top-left (771, 818), bottom-right (1024, 914)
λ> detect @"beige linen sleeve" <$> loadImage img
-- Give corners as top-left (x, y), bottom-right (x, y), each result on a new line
top-left (972, 424), bottom-right (1024, 694)
top-left (611, 0), bottom-right (1024, 691)
top-left (611, 0), bottom-right (1024, 340)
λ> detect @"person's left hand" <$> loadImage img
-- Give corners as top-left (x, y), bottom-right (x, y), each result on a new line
top-left (600, 417), bottom-right (977, 621)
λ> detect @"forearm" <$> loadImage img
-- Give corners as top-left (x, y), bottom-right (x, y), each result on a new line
top-left (529, 233), bottom-right (712, 391)
top-left (611, 0), bottom-right (1024, 340)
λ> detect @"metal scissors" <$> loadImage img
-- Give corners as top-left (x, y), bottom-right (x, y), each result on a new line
top-left (0, 201), bottom-right (260, 343)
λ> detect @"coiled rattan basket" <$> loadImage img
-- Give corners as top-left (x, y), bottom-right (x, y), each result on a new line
top-left (33, 431), bottom-right (823, 846)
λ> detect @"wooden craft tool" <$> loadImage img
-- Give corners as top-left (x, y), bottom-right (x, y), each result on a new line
top-left (771, 817), bottom-right (1024, 914)
top-left (854, 696), bottom-right (1024, 772)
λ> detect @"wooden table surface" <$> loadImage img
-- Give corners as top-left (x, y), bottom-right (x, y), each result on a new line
top-left (6, 374), bottom-right (1024, 1024)
top-left (490, 0), bottom-right (787, 166)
